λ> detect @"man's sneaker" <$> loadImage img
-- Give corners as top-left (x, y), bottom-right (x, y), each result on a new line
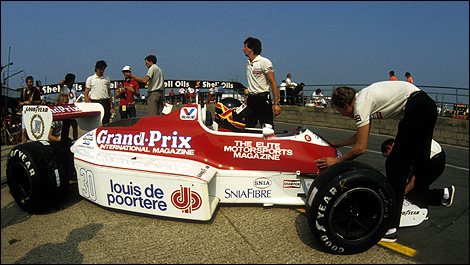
top-left (442, 186), bottom-right (455, 207)
top-left (380, 231), bottom-right (397, 243)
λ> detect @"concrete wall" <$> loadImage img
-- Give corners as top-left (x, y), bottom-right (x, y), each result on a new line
top-left (138, 104), bottom-right (469, 148)
top-left (274, 105), bottom-right (469, 148)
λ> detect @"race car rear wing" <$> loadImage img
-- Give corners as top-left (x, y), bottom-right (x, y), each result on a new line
top-left (22, 102), bottom-right (104, 141)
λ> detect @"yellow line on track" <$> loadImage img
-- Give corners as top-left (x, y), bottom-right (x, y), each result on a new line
top-left (377, 242), bottom-right (418, 257)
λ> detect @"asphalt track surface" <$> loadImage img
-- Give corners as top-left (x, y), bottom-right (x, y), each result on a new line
top-left (1, 110), bottom-right (468, 264)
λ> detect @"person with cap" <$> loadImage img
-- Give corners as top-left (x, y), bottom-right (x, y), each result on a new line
top-left (85, 60), bottom-right (113, 125)
top-left (389, 71), bottom-right (398, 81)
top-left (116, 66), bottom-right (140, 119)
top-left (405, 72), bottom-right (413, 84)
top-left (129, 55), bottom-right (165, 116)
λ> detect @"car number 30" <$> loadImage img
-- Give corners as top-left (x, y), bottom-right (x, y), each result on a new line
top-left (80, 168), bottom-right (97, 201)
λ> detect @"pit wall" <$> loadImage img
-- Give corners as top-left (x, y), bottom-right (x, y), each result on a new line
top-left (138, 104), bottom-right (469, 148)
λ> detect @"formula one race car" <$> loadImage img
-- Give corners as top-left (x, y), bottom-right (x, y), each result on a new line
top-left (6, 97), bottom-right (427, 255)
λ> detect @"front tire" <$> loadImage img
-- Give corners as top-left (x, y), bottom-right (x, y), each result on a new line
top-left (305, 161), bottom-right (395, 255)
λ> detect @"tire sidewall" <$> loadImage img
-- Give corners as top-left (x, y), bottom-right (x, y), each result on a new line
top-left (6, 141), bottom-right (71, 213)
top-left (306, 161), bottom-right (395, 255)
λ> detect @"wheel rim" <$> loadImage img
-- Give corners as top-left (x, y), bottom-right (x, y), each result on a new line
top-left (10, 162), bottom-right (33, 201)
top-left (329, 187), bottom-right (384, 241)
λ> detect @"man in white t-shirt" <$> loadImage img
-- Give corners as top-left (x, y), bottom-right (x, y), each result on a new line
top-left (178, 87), bottom-right (187, 104)
top-left (315, 81), bottom-right (438, 243)
top-left (129, 55), bottom-right (165, 116)
top-left (188, 87), bottom-right (195, 103)
top-left (312, 88), bottom-right (327, 107)
top-left (243, 37), bottom-right (281, 128)
top-left (85, 60), bottom-right (113, 125)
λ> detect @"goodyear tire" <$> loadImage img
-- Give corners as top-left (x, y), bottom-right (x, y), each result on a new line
top-left (6, 141), bottom-right (73, 213)
top-left (305, 161), bottom-right (395, 255)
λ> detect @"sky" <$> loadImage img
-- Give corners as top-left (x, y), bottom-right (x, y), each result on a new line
top-left (1, 1), bottom-right (469, 96)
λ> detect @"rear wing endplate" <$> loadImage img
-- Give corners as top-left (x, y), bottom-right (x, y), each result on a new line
top-left (22, 103), bottom-right (104, 141)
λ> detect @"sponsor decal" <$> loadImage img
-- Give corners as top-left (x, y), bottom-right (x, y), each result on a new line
top-left (224, 188), bottom-right (272, 199)
top-left (313, 186), bottom-right (345, 253)
top-left (180, 107), bottom-right (197, 120)
top-left (304, 134), bottom-right (312, 142)
top-left (8, 149), bottom-right (36, 176)
top-left (252, 67), bottom-right (263, 75)
top-left (82, 131), bottom-right (94, 146)
top-left (171, 187), bottom-right (202, 213)
top-left (253, 177), bottom-right (272, 189)
top-left (283, 180), bottom-right (301, 188)
top-left (401, 210), bottom-right (420, 217)
top-left (24, 106), bottom-right (49, 113)
top-left (223, 140), bottom-right (293, 161)
top-left (354, 115), bottom-right (361, 123)
top-left (105, 179), bottom-right (168, 211)
top-left (50, 104), bottom-right (81, 114)
top-left (30, 114), bottom-right (45, 140)
top-left (96, 129), bottom-right (194, 155)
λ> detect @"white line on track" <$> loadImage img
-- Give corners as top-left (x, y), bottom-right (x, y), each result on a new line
top-left (342, 146), bottom-right (469, 171)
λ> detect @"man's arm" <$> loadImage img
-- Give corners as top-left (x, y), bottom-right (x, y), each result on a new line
top-left (266, 72), bottom-right (279, 103)
top-left (162, 83), bottom-right (166, 107)
top-left (404, 174), bottom-right (415, 195)
top-left (107, 82), bottom-right (113, 108)
top-left (84, 88), bottom-right (91, 102)
top-left (31, 88), bottom-right (42, 105)
top-left (133, 86), bottom-right (141, 98)
top-left (316, 123), bottom-right (370, 169)
top-left (130, 74), bottom-right (150, 84)
top-left (266, 72), bottom-right (281, 115)
top-left (48, 126), bottom-right (60, 142)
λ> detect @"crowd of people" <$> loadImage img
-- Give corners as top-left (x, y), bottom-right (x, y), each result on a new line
top-left (9, 54), bottom-right (165, 144)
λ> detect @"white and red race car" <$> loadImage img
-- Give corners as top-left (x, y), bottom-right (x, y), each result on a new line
top-left (7, 99), bottom-right (427, 255)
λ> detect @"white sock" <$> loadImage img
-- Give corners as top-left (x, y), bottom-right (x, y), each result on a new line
top-left (443, 188), bottom-right (449, 200)
top-left (386, 228), bottom-right (396, 235)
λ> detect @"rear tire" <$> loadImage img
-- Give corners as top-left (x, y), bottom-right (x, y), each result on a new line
top-left (6, 141), bottom-right (73, 213)
top-left (305, 161), bottom-right (395, 254)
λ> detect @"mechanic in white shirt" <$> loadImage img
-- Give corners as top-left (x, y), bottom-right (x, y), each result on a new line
top-left (285, 73), bottom-right (298, 105)
top-left (243, 37), bottom-right (280, 128)
top-left (286, 73), bottom-right (297, 89)
top-left (85, 60), bottom-right (113, 125)
top-left (315, 81), bottom-right (437, 243)
top-left (312, 88), bottom-right (327, 107)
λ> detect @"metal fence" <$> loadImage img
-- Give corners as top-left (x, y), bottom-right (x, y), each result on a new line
top-left (279, 84), bottom-right (469, 117)
top-left (3, 83), bottom-right (469, 117)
